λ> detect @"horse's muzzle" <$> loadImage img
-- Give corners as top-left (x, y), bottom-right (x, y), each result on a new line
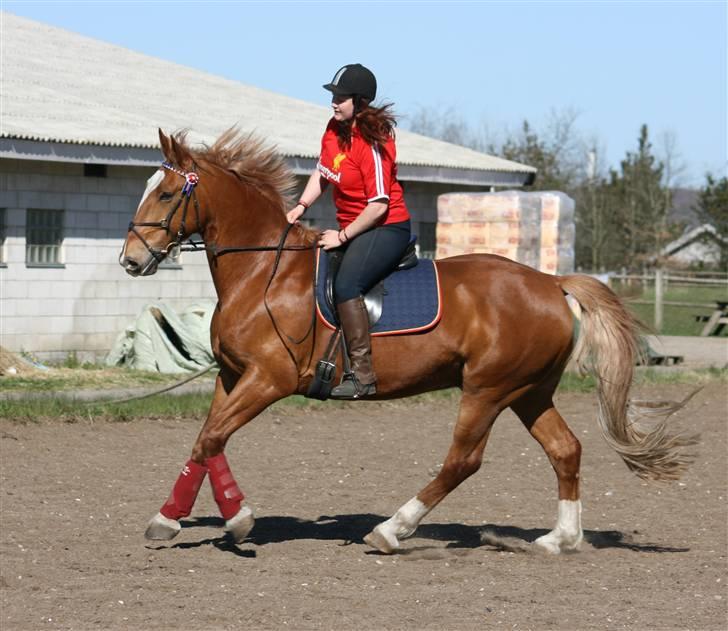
top-left (120, 255), bottom-right (158, 277)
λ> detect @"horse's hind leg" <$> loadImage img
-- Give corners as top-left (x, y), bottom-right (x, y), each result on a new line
top-left (511, 389), bottom-right (583, 554)
top-left (364, 392), bottom-right (498, 553)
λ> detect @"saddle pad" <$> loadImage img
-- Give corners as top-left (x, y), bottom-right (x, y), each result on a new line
top-left (315, 248), bottom-right (442, 336)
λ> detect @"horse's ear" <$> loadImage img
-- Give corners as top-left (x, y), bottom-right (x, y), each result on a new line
top-left (169, 133), bottom-right (192, 170)
top-left (158, 129), bottom-right (172, 161)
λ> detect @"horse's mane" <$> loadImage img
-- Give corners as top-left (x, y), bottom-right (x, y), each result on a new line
top-left (169, 128), bottom-right (318, 245)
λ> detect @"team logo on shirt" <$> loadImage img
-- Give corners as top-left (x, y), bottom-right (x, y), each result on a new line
top-left (333, 153), bottom-right (347, 171)
top-left (317, 160), bottom-right (341, 183)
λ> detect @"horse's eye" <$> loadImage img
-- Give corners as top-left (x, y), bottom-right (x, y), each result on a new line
top-left (159, 191), bottom-right (175, 202)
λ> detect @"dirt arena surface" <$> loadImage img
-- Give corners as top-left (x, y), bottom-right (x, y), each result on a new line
top-left (1, 383), bottom-right (726, 630)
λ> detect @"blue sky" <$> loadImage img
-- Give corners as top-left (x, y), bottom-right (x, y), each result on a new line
top-left (3, 0), bottom-right (726, 186)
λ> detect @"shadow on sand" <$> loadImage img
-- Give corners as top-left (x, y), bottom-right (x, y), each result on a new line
top-left (145, 513), bottom-right (689, 556)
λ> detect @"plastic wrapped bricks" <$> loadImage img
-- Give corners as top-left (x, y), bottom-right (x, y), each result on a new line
top-left (436, 190), bottom-right (575, 274)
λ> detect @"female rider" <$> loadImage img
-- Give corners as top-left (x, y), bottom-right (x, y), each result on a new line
top-left (287, 63), bottom-right (411, 399)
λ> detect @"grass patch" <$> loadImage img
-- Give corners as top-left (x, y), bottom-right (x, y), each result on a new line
top-left (0, 388), bottom-right (465, 423)
top-left (0, 392), bottom-right (217, 423)
top-left (612, 283), bottom-right (728, 336)
top-left (558, 366), bottom-right (728, 393)
top-left (1, 368), bottom-right (724, 423)
top-left (0, 367), bottom-right (215, 392)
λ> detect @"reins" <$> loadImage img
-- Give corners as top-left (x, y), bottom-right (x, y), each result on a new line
top-left (125, 161), bottom-right (320, 377)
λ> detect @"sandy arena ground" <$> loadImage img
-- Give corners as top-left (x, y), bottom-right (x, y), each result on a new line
top-left (1, 383), bottom-right (726, 630)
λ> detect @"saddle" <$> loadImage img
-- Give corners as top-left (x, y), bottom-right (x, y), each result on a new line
top-left (324, 235), bottom-right (419, 327)
top-left (307, 236), bottom-right (442, 400)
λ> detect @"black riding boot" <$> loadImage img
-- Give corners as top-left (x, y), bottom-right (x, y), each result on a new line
top-left (331, 296), bottom-right (377, 399)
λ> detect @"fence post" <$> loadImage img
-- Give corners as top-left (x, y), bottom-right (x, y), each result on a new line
top-left (655, 268), bottom-right (664, 332)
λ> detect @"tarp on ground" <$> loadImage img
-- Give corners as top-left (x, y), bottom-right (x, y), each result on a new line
top-left (105, 302), bottom-right (216, 373)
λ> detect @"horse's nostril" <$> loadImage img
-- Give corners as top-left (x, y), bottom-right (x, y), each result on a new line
top-left (122, 257), bottom-right (141, 275)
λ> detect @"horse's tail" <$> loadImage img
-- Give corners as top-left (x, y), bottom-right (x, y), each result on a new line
top-left (557, 274), bottom-right (698, 481)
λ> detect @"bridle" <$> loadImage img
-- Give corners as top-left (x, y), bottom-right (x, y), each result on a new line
top-left (123, 161), bottom-right (202, 269)
top-left (123, 161), bottom-right (321, 373)
top-left (124, 161), bottom-right (318, 262)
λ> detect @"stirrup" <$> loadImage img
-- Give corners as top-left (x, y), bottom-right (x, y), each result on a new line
top-left (330, 373), bottom-right (376, 400)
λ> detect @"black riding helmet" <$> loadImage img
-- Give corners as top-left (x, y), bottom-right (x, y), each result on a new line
top-left (323, 64), bottom-right (377, 102)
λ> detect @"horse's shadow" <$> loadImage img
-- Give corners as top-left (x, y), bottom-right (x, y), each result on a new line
top-left (147, 513), bottom-right (689, 556)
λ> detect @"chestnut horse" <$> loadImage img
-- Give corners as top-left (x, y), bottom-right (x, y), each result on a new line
top-left (120, 129), bottom-right (696, 554)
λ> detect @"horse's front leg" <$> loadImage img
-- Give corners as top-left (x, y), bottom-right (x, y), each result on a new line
top-left (145, 365), bottom-right (287, 542)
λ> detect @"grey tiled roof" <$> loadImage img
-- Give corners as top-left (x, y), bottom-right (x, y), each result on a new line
top-left (1, 12), bottom-right (535, 176)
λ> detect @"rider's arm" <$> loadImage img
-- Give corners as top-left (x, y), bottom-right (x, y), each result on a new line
top-left (298, 170), bottom-right (329, 209)
top-left (339, 201), bottom-right (388, 241)
top-left (287, 170), bottom-right (329, 223)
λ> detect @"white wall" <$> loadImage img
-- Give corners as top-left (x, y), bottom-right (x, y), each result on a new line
top-left (0, 158), bottom-right (217, 361)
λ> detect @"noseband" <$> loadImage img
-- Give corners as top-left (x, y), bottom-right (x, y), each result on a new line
top-left (124, 161), bottom-right (202, 265)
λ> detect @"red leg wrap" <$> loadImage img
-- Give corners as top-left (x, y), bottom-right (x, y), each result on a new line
top-left (207, 453), bottom-right (245, 521)
top-left (160, 460), bottom-right (208, 520)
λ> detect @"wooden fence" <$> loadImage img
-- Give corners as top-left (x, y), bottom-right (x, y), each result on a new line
top-left (608, 270), bottom-right (728, 334)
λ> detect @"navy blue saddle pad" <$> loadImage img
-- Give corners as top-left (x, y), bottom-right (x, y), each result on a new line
top-left (315, 248), bottom-right (441, 336)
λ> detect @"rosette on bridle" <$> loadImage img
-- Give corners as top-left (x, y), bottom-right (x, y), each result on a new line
top-left (182, 171), bottom-right (199, 197)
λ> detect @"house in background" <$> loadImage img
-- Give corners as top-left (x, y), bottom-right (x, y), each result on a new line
top-left (0, 12), bottom-right (536, 361)
top-left (661, 224), bottom-right (727, 268)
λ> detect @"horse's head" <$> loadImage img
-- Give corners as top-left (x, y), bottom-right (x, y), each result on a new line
top-left (120, 129), bottom-right (204, 276)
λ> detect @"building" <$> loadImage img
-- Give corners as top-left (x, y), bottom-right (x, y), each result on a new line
top-left (661, 224), bottom-right (726, 268)
top-left (0, 13), bottom-right (536, 361)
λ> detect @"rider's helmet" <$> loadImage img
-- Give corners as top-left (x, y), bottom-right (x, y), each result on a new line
top-left (323, 64), bottom-right (377, 102)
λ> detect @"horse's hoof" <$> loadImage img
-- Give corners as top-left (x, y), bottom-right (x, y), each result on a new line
top-left (225, 506), bottom-right (254, 543)
top-left (145, 512), bottom-right (181, 541)
top-left (533, 530), bottom-right (582, 554)
top-left (363, 526), bottom-right (399, 554)
top-left (533, 535), bottom-right (561, 554)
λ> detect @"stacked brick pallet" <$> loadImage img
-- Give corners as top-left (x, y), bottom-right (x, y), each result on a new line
top-left (435, 190), bottom-right (575, 274)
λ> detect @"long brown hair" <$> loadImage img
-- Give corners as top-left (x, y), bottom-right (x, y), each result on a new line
top-left (337, 99), bottom-right (397, 149)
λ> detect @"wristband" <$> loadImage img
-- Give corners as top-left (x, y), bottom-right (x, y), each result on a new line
top-left (297, 200), bottom-right (309, 210)
top-left (339, 228), bottom-right (349, 243)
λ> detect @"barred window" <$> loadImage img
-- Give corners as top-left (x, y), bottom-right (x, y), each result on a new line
top-left (26, 208), bottom-right (64, 265)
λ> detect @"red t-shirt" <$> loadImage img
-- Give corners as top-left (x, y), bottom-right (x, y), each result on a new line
top-left (317, 118), bottom-right (410, 228)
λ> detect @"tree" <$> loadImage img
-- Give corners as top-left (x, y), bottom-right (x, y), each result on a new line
top-left (694, 173), bottom-right (728, 265)
top-left (495, 121), bottom-right (567, 191)
top-left (572, 144), bottom-right (624, 271)
top-left (609, 125), bottom-right (674, 267)
top-left (406, 106), bottom-right (581, 190)
top-left (406, 105), bottom-right (486, 150)
top-left (489, 110), bottom-right (582, 192)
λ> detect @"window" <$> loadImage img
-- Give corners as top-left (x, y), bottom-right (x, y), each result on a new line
top-left (418, 221), bottom-right (436, 259)
top-left (84, 164), bottom-right (107, 178)
top-left (26, 208), bottom-right (64, 266)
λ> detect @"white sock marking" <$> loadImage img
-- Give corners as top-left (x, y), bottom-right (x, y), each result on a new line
top-left (375, 497), bottom-right (430, 549)
top-left (535, 499), bottom-right (583, 553)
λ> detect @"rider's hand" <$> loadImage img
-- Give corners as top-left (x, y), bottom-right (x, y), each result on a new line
top-left (286, 205), bottom-right (306, 224)
top-left (318, 229), bottom-right (343, 251)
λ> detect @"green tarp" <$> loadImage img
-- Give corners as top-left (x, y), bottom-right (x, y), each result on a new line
top-left (106, 302), bottom-right (216, 373)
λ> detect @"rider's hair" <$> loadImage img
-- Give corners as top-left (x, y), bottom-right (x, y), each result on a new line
top-left (336, 98), bottom-right (397, 149)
